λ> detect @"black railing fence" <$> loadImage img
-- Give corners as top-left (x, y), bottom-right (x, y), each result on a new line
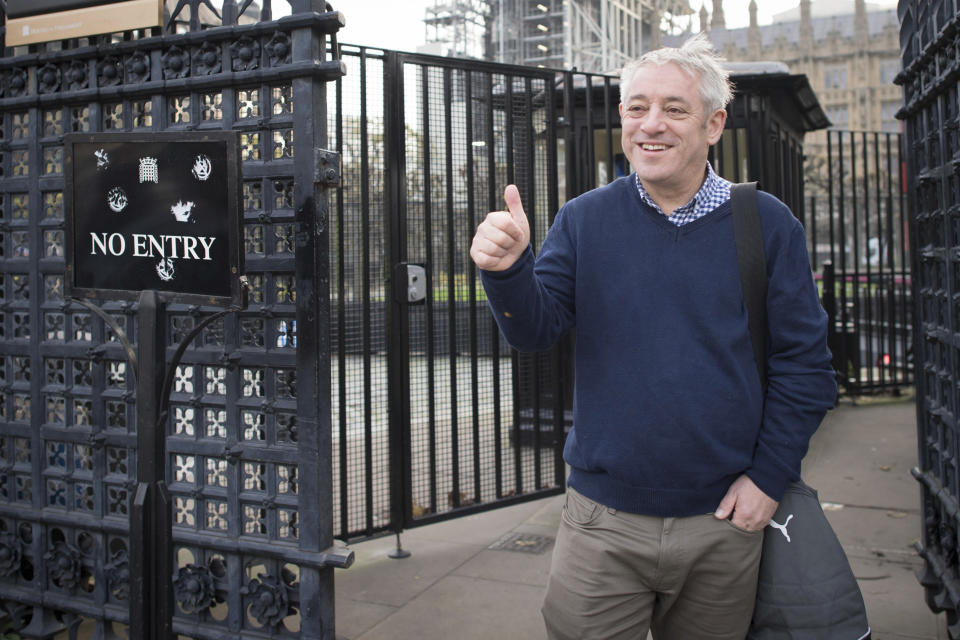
top-left (807, 130), bottom-right (912, 395)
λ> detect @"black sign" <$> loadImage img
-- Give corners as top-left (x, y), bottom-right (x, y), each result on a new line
top-left (65, 132), bottom-right (244, 307)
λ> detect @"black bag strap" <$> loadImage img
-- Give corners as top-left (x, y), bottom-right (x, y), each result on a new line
top-left (730, 182), bottom-right (767, 390)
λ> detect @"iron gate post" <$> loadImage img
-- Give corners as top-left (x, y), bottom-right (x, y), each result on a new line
top-left (129, 290), bottom-right (173, 640)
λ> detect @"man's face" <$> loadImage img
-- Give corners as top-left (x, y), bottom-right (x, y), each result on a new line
top-left (619, 62), bottom-right (726, 198)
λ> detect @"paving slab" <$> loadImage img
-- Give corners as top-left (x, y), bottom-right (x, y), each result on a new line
top-left (350, 575), bottom-right (548, 640)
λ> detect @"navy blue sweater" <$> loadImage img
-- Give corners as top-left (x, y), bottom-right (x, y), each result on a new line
top-left (481, 176), bottom-right (836, 517)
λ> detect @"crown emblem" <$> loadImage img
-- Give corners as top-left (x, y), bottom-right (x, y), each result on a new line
top-left (139, 156), bottom-right (159, 183)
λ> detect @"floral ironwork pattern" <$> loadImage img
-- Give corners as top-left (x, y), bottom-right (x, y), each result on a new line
top-left (162, 46), bottom-right (190, 80)
top-left (65, 61), bottom-right (89, 91)
top-left (37, 64), bottom-right (61, 94)
top-left (174, 564), bottom-right (216, 613)
top-left (230, 38), bottom-right (261, 72)
top-left (104, 549), bottom-right (130, 600)
top-left (194, 42), bottom-right (222, 76)
top-left (97, 57), bottom-right (123, 87)
top-left (45, 541), bottom-right (82, 590)
top-left (8, 69), bottom-right (28, 97)
top-left (242, 573), bottom-right (291, 627)
top-left (125, 52), bottom-right (151, 84)
top-left (266, 32), bottom-right (292, 67)
top-left (0, 532), bottom-right (22, 576)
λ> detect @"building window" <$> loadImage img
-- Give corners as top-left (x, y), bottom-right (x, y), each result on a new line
top-left (824, 64), bottom-right (848, 90)
top-left (826, 104), bottom-right (849, 129)
top-left (881, 101), bottom-right (901, 132)
top-left (879, 59), bottom-right (900, 85)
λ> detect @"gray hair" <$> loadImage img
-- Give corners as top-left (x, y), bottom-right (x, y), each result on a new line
top-left (619, 33), bottom-right (734, 114)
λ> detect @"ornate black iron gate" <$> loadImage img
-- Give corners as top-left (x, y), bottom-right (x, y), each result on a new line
top-left (0, 1), bottom-right (347, 638)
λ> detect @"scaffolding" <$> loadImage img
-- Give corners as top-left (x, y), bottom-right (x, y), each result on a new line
top-left (486, 0), bottom-right (691, 73)
top-left (424, 0), bottom-right (490, 58)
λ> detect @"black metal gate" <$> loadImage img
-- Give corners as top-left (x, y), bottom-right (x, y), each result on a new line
top-left (899, 0), bottom-right (960, 634)
top-left (805, 129), bottom-right (913, 395)
top-left (0, 1), bottom-right (347, 638)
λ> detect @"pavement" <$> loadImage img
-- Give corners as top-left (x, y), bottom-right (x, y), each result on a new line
top-left (334, 396), bottom-right (947, 640)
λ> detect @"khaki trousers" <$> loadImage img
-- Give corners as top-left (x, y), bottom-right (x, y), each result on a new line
top-left (542, 487), bottom-right (763, 640)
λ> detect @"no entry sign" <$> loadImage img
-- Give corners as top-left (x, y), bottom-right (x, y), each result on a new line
top-left (64, 131), bottom-right (244, 307)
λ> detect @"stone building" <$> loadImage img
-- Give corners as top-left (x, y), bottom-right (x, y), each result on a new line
top-left (695, 0), bottom-right (901, 192)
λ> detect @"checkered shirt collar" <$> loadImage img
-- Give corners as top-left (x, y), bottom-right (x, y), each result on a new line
top-left (634, 163), bottom-right (732, 226)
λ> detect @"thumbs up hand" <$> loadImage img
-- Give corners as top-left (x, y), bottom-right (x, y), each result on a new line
top-left (470, 185), bottom-right (531, 272)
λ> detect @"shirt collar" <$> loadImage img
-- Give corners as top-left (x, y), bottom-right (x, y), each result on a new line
top-left (634, 163), bottom-right (724, 216)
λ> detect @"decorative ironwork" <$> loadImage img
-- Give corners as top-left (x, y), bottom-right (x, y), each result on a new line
top-left (37, 64), bottom-right (61, 94)
top-left (104, 549), bottom-right (130, 600)
top-left (266, 32), bottom-right (292, 67)
top-left (97, 57), bottom-right (123, 88)
top-left (242, 573), bottom-right (290, 628)
top-left (8, 69), bottom-right (27, 97)
top-left (45, 541), bottom-right (82, 591)
top-left (65, 61), bottom-right (89, 91)
top-left (193, 43), bottom-right (222, 76)
top-left (173, 564), bottom-right (216, 613)
top-left (0, 532), bottom-right (21, 576)
top-left (162, 46), bottom-right (190, 80)
top-left (125, 53), bottom-right (151, 84)
top-left (230, 38), bottom-right (260, 72)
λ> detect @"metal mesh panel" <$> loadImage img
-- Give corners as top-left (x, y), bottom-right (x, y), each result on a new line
top-left (329, 47), bottom-right (392, 539)
top-left (400, 60), bottom-right (564, 526)
top-left (0, 5), bottom-right (342, 637)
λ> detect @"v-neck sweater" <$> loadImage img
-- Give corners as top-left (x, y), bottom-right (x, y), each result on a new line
top-left (481, 175), bottom-right (836, 517)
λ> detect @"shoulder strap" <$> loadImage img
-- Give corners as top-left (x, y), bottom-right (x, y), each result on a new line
top-left (730, 182), bottom-right (768, 390)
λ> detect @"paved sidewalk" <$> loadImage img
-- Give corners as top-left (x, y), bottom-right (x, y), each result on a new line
top-left (335, 398), bottom-right (945, 639)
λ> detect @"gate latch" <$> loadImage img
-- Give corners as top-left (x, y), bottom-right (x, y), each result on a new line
top-left (395, 263), bottom-right (427, 305)
top-left (315, 149), bottom-right (341, 187)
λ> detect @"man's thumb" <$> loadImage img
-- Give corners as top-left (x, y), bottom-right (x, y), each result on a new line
top-left (714, 493), bottom-right (737, 520)
top-left (503, 184), bottom-right (527, 226)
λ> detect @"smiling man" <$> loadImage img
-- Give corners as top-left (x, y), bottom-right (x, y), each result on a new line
top-left (470, 34), bottom-right (836, 639)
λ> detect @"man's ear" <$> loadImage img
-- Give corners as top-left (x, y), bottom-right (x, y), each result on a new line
top-left (706, 108), bottom-right (727, 145)
top-left (618, 102), bottom-right (625, 120)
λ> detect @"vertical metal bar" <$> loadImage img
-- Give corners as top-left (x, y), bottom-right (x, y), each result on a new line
top-left (487, 71), bottom-right (503, 499)
top-left (584, 74), bottom-right (595, 190)
top-left (862, 131), bottom-right (874, 389)
top-left (884, 132), bottom-right (897, 385)
top-left (547, 74), bottom-right (565, 489)
top-left (335, 67), bottom-right (349, 539)
top-left (291, 12), bottom-right (335, 630)
top-left (564, 71), bottom-right (577, 201)
top-left (875, 131), bottom-right (887, 388)
top-left (129, 290), bottom-right (172, 640)
top-left (465, 71), bottom-right (482, 506)
top-left (360, 49), bottom-right (375, 534)
top-left (810, 195), bottom-right (818, 272)
top-left (443, 66), bottom-right (460, 508)
top-left (421, 64), bottom-right (438, 515)
top-left (851, 132), bottom-right (862, 390)
top-left (385, 52), bottom-right (413, 532)
top-left (731, 123), bottom-right (740, 182)
top-left (524, 75), bottom-right (542, 490)
top-left (838, 131), bottom-right (850, 390)
top-left (898, 132), bottom-right (909, 384)
top-left (828, 131), bottom-right (837, 267)
top-left (505, 74), bottom-right (523, 495)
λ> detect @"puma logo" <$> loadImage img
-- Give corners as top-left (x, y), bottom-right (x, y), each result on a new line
top-left (768, 514), bottom-right (794, 542)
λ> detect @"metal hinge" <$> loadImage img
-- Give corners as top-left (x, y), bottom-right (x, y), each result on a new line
top-left (315, 149), bottom-right (341, 187)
